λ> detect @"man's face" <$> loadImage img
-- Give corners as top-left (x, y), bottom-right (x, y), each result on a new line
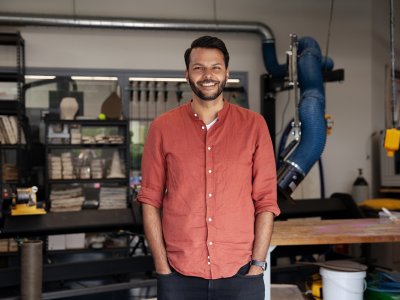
top-left (185, 48), bottom-right (229, 101)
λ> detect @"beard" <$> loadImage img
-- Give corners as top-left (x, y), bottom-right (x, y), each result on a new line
top-left (188, 77), bottom-right (227, 101)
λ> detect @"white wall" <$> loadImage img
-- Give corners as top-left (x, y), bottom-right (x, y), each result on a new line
top-left (1, 0), bottom-right (399, 198)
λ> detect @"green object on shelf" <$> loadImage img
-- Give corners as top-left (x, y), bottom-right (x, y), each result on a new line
top-left (366, 269), bottom-right (400, 299)
top-left (365, 289), bottom-right (400, 300)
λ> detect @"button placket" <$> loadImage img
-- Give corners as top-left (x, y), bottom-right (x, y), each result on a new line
top-left (205, 132), bottom-right (216, 269)
top-left (206, 144), bottom-right (214, 203)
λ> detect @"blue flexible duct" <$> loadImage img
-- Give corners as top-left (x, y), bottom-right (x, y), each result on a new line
top-left (262, 36), bottom-right (333, 199)
top-left (278, 118), bottom-right (326, 199)
top-left (262, 39), bottom-right (334, 78)
top-left (288, 37), bottom-right (326, 174)
top-left (262, 40), bottom-right (287, 78)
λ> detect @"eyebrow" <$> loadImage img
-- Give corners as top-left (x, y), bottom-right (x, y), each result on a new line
top-left (191, 62), bottom-right (223, 67)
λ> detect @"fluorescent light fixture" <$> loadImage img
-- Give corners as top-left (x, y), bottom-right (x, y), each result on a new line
top-left (129, 77), bottom-right (186, 82)
top-left (25, 75), bottom-right (240, 83)
top-left (71, 76), bottom-right (118, 81)
top-left (25, 75), bottom-right (56, 80)
top-left (129, 77), bottom-right (240, 84)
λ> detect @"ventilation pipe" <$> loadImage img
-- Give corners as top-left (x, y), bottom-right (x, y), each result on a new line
top-left (267, 37), bottom-right (333, 200)
top-left (0, 13), bottom-right (275, 40)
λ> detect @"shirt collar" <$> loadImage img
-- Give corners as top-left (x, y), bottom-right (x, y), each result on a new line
top-left (186, 99), bottom-right (230, 122)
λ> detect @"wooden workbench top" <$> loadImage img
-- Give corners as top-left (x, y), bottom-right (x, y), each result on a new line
top-left (271, 218), bottom-right (400, 246)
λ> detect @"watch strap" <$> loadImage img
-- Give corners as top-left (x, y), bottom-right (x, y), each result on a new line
top-left (251, 259), bottom-right (267, 271)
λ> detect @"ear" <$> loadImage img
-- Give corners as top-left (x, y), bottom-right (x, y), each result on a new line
top-left (226, 69), bottom-right (230, 80)
top-left (184, 70), bottom-right (189, 82)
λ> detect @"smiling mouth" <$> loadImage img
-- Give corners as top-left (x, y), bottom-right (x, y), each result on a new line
top-left (199, 81), bottom-right (219, 88)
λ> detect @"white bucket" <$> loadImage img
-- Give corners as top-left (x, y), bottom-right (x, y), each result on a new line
top-left (320, 267), bottom-right (366, 300)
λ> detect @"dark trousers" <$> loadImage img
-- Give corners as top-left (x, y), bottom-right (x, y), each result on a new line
top-left (157, 263), bottom-right (265, 300)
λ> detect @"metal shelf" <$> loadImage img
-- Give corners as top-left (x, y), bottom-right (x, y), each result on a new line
top-left (1, 208), bottom-right (141, 237)
top-left (47, 143), bottom-right (127, 149)
top-left (0, 256), bottom-right (153, 289)
top-left (48, 178), bottom-right (127, 184)
top-left (0, 32), bottom-right (25, 46)
top-left (0, 72), bottom-right (24, 82)
top-left (0, 100), bottom-right (24, 114)
top-left (0, 144), bottom-right (28, 150)
top-left (45, 119), bottom-right (129, 126)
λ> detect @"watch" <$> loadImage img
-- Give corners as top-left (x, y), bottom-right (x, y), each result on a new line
top-left (251, 259), bottom-right (267, 271)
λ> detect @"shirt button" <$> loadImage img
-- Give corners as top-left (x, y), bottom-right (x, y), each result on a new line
top-left (194, 113), bottom-right (198, 117)
top-left (209, 241), bottom-right (213, 245)
top-left (208, 218), bottom-right (212, 222)
top-left (208, 262), bottom-right (211, 265)
top-left (201, 126), bottom-right (205, 130)
top-left (208, 256), bottom-right (210, 259)
top-left (208, 193), bottom-right (212, 197)
top-left (208, 146), bottom-right (212, 151)
top-left (208, 169), bottom-right (212, 173)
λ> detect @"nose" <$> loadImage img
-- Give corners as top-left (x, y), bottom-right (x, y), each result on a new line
top-left (204, 68), bottom-right (213, 79)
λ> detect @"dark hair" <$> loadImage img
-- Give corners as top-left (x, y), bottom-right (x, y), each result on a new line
top-left (184, 36), bottom-right (230, 69)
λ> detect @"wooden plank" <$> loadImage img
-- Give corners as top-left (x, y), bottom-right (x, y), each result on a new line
top-left (271, 218), bottom-right (400, 246)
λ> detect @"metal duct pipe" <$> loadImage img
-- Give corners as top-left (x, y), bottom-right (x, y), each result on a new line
top-left (0, 13), bottom-right (275, 41)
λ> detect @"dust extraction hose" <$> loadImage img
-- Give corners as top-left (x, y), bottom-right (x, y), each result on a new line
top-left (262, 37), bottom-right (332, 199)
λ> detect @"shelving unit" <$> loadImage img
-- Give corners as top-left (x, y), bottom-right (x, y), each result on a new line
top-left (44, 118), bottom-right (131, 214)
top-left (0, 117), bottom-right (148, 295)
top-left (0, 32), bottom-right (29, 216)
top-left (0, 32), bottom-right (25, 101)
top-left (1, 117), bottom-right (140, 243)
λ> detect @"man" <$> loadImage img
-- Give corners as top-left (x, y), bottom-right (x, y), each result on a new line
top-left (137, 36), bottom-right (280, 300)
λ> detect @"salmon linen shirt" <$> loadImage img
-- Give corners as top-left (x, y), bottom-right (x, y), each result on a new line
top-left (137, 100), bottom-right (280, 279)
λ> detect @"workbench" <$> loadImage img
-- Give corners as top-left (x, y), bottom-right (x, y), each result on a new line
top-left (264, 218), bottom-right (400, 300)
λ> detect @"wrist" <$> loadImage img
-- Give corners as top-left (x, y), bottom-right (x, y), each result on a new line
top-left (156, 266), bottom-right (172, 274)
top-left (154, 260), bottom-right (171, 274)
top-left (250, 259), bottom-right (267, 271)
top-left (247, 265), bottom-right (264, 275)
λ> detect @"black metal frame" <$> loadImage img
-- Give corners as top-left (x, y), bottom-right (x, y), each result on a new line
top-left (0, 255), bottom-right (154, 289)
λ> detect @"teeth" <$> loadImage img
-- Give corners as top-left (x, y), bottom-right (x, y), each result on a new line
top-left (201, 82), bottom-right (216, 87)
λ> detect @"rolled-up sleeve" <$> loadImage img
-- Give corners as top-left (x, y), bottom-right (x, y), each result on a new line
top-left (137, 121), bottom-right (166, 208)
top-left (252, 116), bottom-right (280, 216)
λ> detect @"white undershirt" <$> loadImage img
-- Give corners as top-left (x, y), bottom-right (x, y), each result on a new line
top-left (206, 118), bottom-right (218, 130)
